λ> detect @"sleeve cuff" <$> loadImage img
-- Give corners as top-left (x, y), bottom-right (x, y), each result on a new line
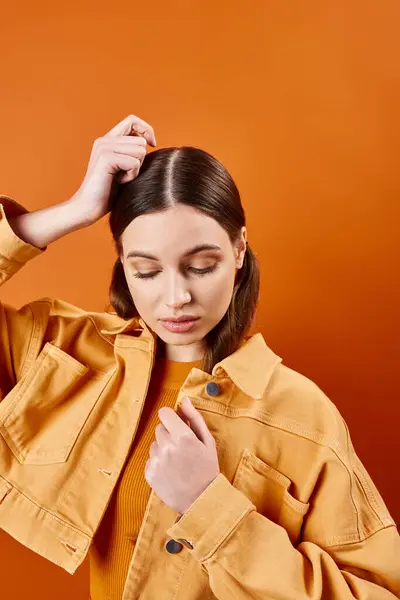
top-left (166, 472), bottom-right (256, 562)
top-left (0, 196), bottom-right (46, 263)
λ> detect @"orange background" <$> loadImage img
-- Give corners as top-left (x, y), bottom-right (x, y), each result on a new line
top-left (1, 1), bottom-right (399, 597)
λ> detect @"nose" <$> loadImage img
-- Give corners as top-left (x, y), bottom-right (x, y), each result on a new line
top-left (165, 271), bottom-right (192, 309)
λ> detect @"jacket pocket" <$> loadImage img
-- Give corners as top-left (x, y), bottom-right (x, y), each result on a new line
top-left (0, 342), bottom-right (112, 465)
top-left (232, 448), bottom-right (310, 546)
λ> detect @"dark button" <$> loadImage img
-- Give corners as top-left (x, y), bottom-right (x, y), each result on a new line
top-left (165, 539), bottom-right (183, 554)
top-left (206, 382), bottom-right (220, 397)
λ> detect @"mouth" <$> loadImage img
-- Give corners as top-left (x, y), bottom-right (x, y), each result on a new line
top-left (159, 317), bottom-right (200, 333)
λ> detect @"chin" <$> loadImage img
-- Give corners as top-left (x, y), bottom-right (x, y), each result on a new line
top-left (157, 331), bottom-right (201, 345)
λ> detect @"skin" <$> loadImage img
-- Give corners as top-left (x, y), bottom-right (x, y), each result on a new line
top-left (120, 202), bottom-right (247, 362)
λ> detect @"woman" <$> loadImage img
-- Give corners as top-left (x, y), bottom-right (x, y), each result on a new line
top-left (0, 114), bottom-right (398, 600)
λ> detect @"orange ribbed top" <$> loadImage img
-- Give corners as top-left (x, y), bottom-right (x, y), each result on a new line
top-left (88, 357), bottom-right (203, 600)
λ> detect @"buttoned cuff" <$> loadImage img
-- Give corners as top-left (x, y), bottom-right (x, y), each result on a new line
top-left (0, 196), bottom-right (46, 263)
top-left (166, 473), bottom-right (255, 562)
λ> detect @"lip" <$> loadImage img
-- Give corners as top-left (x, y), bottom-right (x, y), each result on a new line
top-left (160, 316), bottom-right (199, 322)
top-left (160, 317), bottom-right (200, 333)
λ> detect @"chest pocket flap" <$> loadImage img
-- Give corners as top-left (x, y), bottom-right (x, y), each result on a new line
top-left (0, 342), bottom-right (111, 465)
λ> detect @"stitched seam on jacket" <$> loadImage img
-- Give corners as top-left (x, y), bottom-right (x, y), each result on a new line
top-left (198, 405), bottom-right (347, 463)
top-left (0, 474), bottom-right (91, 539)
top-left (343, 418), bottom-right (390, 530)
top-left (19, 304), bottom-right (36, 381)
top-left (86, 315), bottom-right (116, 347)
top-left (353, 464), bottom-right (387, 528)
top-left (320, 523), bottom-right (397, 548)
top-left (20, 300), bottom-right (53, 380)
top-left (200, 505), bottom-right (254, 561)
top-left (343, 420), bottom-right (361, 540)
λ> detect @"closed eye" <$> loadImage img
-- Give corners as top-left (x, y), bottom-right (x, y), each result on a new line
top-left (133, 265), bottom-right (218, 280)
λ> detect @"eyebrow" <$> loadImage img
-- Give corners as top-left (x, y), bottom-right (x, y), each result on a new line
top-left (126, 243), bottom-right (222, 261)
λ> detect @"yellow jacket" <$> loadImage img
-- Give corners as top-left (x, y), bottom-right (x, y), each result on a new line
top-left (0, 196), bottom-right (399, 599)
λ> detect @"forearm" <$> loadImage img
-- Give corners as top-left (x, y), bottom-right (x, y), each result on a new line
top-left (7, 195), bottom-right (94, 249)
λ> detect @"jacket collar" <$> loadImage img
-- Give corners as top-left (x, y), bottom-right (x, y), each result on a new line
top-left (100, 315), bottom-right (146, 336)
top-left (100, 317), bottom-right (282, 400)
top-left (212, 332), bottom-right (282, 400)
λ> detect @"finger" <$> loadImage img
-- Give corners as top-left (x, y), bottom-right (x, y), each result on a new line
top-left (90, 137), bottom-right (147, 168)
top-left (179, 398), bottom-right (215, 447)
top-left (99, 152), bottom-right (141, 177)
top-left (105, 114), bottom-right (157, 146)
top-left (155, 422), bottom-right (170, 446)
top-left (158, 406), bottom-right (195, 440)
top-left (105, 136), bottom-right (147, 147)
top-left (176, 403), bottom-right (191, 428)
top-left (149, 441), bottom-right (158, 459)
top-left (110, 140), bottom-right (147, 177)
top-left (95, 138), bottom-right (147, 159)
top-left (104, 114), bottom-right (152, 138)
top-left (109, 145), bottom-right (145, 183)
top-left (116, 168), bottom-right (138, 184)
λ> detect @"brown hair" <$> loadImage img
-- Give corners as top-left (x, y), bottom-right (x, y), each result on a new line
top-left (109, 147), bottom-right (260, 374)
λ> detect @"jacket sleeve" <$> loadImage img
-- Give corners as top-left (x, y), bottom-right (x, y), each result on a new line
top-left (0, 196), bottom-right (46, 390)
top-left (0, 195), bottom-right (45, 286)
top-left (166, 426), bottom-right (400, 598)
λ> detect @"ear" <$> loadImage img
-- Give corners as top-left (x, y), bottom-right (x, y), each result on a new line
top-left (235, 226), bottom-right (247, 269)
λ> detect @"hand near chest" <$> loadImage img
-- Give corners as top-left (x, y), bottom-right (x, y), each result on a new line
top-left (145, 397), bottom-right (220, 516)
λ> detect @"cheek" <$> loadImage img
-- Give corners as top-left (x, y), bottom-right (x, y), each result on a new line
top-left (126, 280), bottom-right (158, 314)
top-left (196, 270), bottom-right (235, 315)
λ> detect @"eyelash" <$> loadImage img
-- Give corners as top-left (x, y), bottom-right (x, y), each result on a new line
top-left (133, 265), bottom-right (218, 280)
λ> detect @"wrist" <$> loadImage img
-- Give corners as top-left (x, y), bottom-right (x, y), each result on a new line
top-left (64, 193), bottom-right (100, 229)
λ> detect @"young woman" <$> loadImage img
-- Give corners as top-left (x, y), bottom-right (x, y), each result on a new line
top-left (0, 114), bottom-right (398, 600)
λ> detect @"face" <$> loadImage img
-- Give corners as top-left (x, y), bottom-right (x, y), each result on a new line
top-left (120, 204), bottom-right (247, 361)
